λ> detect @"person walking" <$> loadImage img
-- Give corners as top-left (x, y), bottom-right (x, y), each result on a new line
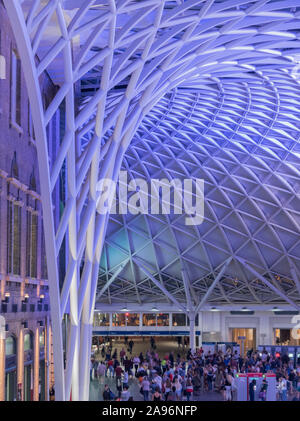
top-left (163, 377), bottom-right (172, 401)
top-left (133, 355), bottom-right (140, 376)
top-left (141, 376), bottom-right (150, 401)
top-left (115, 364), bottom-right (123, 388)
top-left (123, 370), bottom-right (129, 389)
top-left (103, 384), bottom-right (114, 401)
top-left (249, 379), bottom-right (256, 402)
top-left (129, 339), bottom-right (134, 354)
top-left (278, 376), bottom-right (287, 401)
top-left (120, 348), bottom-right (126, 365)
top-left (259, 378), bottom-right (268, 401)
top-left (152, 386), bottom-right (162, 401)
top-left (177, 336), bottom-right (182, 349)
top-left (97, 361), bottom-right (106, 384)
top-left (150, 336), bottom-right (155, 350)
top-left (186, 379), bottom-right (193, 401)
top-left (120, 385), bottom-right (130, 401)
top-left (174, 376), bottom-right (182, 401)
top-left (107, 358), bottom-right (114, 378)
top-left (224, 378), bottom-right (232, 401)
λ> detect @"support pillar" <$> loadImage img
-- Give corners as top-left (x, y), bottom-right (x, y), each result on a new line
top-left (259, 314), bottom-right (271, 346)
top-left (189, 311), bottom-right (196, 352)
top-left (78, 322), bottom-right (92, 401)
top-left (109, 313), bottom-right (113, 330)
top-left (45, 317), bottom-right (50, 401)
top-left (33, 325), bottom-right (40, 401)
top-left (17, 328), bottom-right (24, 401)
top-left (0, 316), bottom-right (5, 401)
top-left (198, 312), bottom-right (203, 347)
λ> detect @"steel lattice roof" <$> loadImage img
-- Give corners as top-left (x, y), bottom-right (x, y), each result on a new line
top-left (16, 0), bottom-right (300, 309)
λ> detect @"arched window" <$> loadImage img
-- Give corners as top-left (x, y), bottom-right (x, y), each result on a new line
top-left (39, 330), bottom-right (45, 348)
top-left (7, 153), bottom-right (21, 275)
top-left (11, 152), bottom-right (19, 179)
top-left (26, 171), bottom-right (37, 278)
top-left (29, 172), bottom-right (36, 191)
top-left (5, 336), bottom-right (16, 356)
top-left (24, 333), bottom-right (33, 352)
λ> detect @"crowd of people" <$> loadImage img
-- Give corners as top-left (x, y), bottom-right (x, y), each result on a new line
top-left (90, 339), bottom-right (300, 402)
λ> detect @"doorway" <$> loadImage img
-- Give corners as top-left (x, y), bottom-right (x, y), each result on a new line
top-left (39, 360), bottom-right (45, 401)
top-left (5, 370), bottom-right (16, 401)
top-left (274, 328), bottom-right (300, 346)
top-left (23, 365), bottom-right (32, 401)
top-left (231, 328), bottom-right (256, 355)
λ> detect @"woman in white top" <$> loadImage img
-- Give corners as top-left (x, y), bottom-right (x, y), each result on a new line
top-left (278, 377), bottom-right (287, 401)
top-left (173, 377), bottom-right (182, 401)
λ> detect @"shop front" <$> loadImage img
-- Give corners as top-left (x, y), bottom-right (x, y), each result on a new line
top-left (230, 328), bottom-right (256, 355)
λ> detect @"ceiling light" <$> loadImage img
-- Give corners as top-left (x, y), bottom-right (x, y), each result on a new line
top-left (211, 307), bottom-right (219, 312)
top-left (151, 307), bottom-right (158, 312)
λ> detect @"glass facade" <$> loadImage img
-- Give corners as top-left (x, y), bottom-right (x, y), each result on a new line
top-left (125, 313), bottom-right (139, 326)
top-left (157, 313), bottom-right (169, 326)
top-left (92, 312), bottom-right (197, 327)
top-left (274, 328), bottom-right (300, 346)
top-left (172, 313), bottom-right (186, 326)
top-left (112, 313), bottom-right (126, 327)
top-left (94, 312), bottom-right (110, 327)
top-left (142, 313), bottom-right (156, 327)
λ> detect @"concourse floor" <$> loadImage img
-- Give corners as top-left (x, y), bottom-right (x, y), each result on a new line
top-left (89, 377), bottom-right (224, 402)
top-left (89, 337), bottom-right (298, 402)
top-left (93, 336), bottom-right (189, 360)
top-left (90, 336), bottom-right (223, 401)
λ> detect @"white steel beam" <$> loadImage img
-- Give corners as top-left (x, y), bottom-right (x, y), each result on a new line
top-left (134, 258), bottom-right (187, 313)
top-left (237, 257), bottom-right (300, 311)
top-left (195, 258), bottom-right (232, 314)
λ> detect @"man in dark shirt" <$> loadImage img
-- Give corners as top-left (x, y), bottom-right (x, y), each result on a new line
top-left (103, 384), bottom-right (113, 401)
top-left (115, 364), bottom-right (123, 378)
top-left (129, 339), bottom-right (134, 354)
top-left (249, 379), bottom-right (256, 401)
top-left (124, 357), bottom-right (132, 373)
